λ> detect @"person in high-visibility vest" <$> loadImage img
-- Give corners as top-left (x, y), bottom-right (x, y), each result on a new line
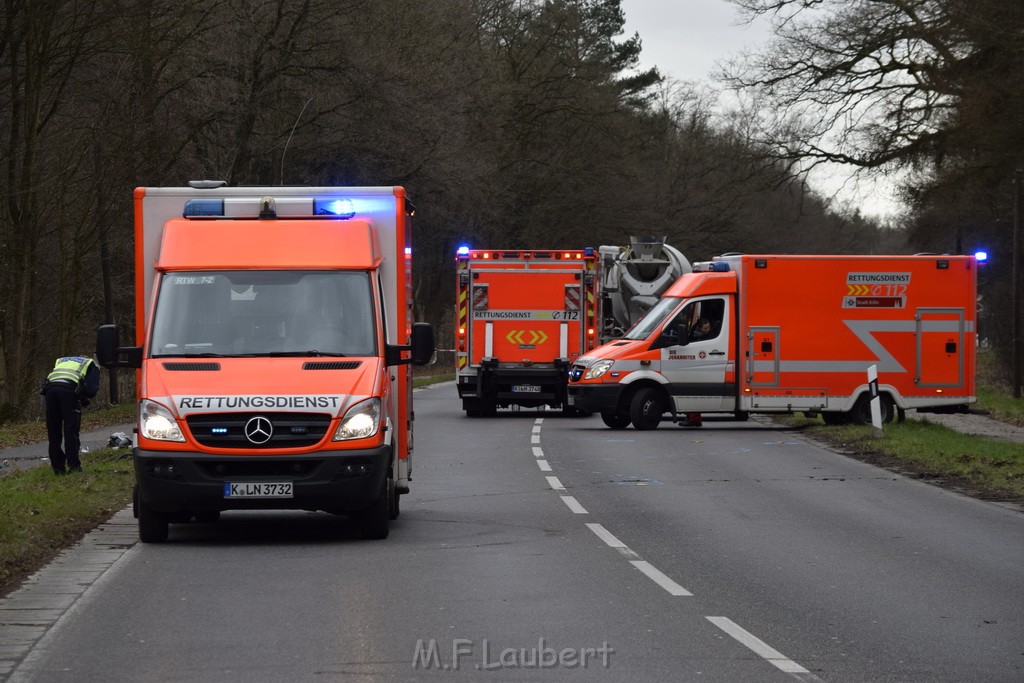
top-left (41, 356), bottom-right (100, 474)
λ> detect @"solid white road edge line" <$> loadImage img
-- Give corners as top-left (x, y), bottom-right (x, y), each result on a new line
top-left (706, 616), bottom-right (810, 675)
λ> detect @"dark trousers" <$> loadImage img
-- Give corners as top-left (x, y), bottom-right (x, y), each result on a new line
top-left (45, 386), bottom-right (82, 473)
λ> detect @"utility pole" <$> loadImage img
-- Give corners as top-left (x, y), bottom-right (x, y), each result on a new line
top-left (1014, 170), bottom-right (1022, 398)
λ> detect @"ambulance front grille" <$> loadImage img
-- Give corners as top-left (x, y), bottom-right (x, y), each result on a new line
top-left (186, 412), bottom-right (332, 449)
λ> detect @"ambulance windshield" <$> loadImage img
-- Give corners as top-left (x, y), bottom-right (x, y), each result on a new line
top-left (622, 297), bottom-right (681, 340)
top-left (150, 270), bottom-right (376, 357)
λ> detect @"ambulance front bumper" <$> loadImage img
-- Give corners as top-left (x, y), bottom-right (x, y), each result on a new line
top-left (133, 445), bottom-right (389, 515)
top-left (567, 384), bottom-right (623, 414)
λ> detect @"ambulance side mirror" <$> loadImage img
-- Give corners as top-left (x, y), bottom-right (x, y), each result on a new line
top-left (96, 324), bottom-right (143, 369)
top-left (411, 323), bottom-right (436, 366)
top-left (385, 322), bottom-right (436, 367)
top-left (676, 322), bottom-right (689, 346)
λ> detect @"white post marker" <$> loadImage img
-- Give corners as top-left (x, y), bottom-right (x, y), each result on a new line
top-left (867, 364), bottom-right (883, 438)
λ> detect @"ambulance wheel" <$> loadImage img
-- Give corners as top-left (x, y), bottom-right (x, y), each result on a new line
top-left (601, 412), bottom-right (631, 429)
top-left (850, 394), bottom-right (895, 426)
top-left (137, 497), bottom-right (169, 543)
top-left (357, 478), bottom-right (391, 540)
top-left (821, 412), bottom-right (849, 426)
top-left (388, 478), bottom-right (400, 521)
top-left (630, 388), bottom-right (663, 430)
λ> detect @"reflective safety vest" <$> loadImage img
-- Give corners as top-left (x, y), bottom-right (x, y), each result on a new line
top-left (47, 356), bottom-right (93, 386)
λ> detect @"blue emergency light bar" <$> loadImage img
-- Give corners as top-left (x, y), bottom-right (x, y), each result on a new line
top-left (457, 245), bottom-right (470, 255)
top-left (314, 198), bottom-right (355, 218)
top-left (183, 199), bottom-right (225, 217)
top-left (974, 250), bottom-right (988, 262)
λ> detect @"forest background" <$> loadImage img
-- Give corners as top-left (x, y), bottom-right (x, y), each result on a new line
top-left (1, 0), bottom-right (1021, 419)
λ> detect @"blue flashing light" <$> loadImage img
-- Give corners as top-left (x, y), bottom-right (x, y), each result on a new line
top-left (314, 198), bottom-right (356, 218)
top-left (974, 250), bottom-right (988, 262)
top-left (457, 245), bottom-right (470, 255)
top-left (584, 247), bottom-right (595, 256)
top-left (183, 198), bottom-right (225, 217)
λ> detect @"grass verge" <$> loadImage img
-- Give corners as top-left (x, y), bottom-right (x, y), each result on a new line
top-left (0, 402), bottom-right (136, 449)
top-left (0, 448), bottom-right (134, 597)
top-left (780, 416), bottom-right (1024, 503)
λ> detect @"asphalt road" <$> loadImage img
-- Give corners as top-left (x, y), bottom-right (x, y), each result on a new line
top-left (2, 383), bottom-right (1022, 681)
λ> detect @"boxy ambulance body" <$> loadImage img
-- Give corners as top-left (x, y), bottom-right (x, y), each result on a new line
top-left (98, 183), bottom-right (434, 541)
top-left (568, 254), bottom-right (977, 429)
top-left (455, 248), bottom-right (600, 415)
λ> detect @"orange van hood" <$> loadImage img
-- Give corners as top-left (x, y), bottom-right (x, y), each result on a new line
top-left (142, 357), bottom-right (381, 418)
top-left (578, 338), bottom-right (650, 363)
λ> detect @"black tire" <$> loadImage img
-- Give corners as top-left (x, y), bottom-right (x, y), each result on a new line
top-left (388, 477), bottom-right (400, 521)
top-left (821, 411), bottom-right (849, 426)
top-left (138, 496), bottom-right (169, 543)
top-left (734, 411), bottom-right (750, 422)
top-left (601, 411), bottom-right (631, 429)
top-left (629, 387), bottom-right (663, 430)
top-left (357, 478), bottom-right (390, 540)
top-left (849, 393), bottom-right (895, 426)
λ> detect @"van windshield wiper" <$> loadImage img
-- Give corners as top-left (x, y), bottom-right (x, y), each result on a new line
top-left (152, 352), bottom-right (229, 358)
top-left (261, 351), bottom-right (349, 357)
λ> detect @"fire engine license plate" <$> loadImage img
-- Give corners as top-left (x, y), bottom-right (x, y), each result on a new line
top-left (513, 384), bottom-right (541, 393)
top-left (224, 482), bottom-right (293, 498)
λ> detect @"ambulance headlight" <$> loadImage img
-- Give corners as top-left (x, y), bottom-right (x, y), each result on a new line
top-left (139, 400), bottom-right (185, 442)
top-left (334, 398), bottom-right (380, 440)
top-left (584, 359), bottom-right (614, 380)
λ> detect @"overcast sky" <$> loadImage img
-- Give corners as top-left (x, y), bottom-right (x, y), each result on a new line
top-left (620, 0), bottom-right (768, 84)
top-left (620, 0), bottom-right (901, 219)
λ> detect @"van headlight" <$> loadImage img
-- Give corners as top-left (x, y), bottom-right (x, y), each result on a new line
top-left (584, 359), bottom-right (614, 380)
top-left (334, 398), bottom-right (380, 440)
top-left (140, 400), bottom-right (185, 442)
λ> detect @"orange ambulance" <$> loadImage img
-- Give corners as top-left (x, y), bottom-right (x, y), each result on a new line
top-left (97, 183), bottom-right (434, 541)
top-left (568, 254), bottom-right (977, 429)
top-left (455, 248), bottom-right (600, 415)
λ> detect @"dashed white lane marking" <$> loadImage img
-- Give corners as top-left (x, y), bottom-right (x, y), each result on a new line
top-left (586, 522), bottom-right (627, 548)
top-left (630, 561), bottom-right (692, 596)
top-left (560, 496), bottom-right (588, 514)
top-left (545, 476), bottom-right (565, 491)
top-left (531, 411), bottom-right (813, 672)
top-left (706, 616), bottom-right (811, 675)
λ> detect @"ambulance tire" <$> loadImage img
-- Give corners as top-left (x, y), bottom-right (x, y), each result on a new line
top-left (137, 497), bottom-right (169, 543)
top-left (850, 393), bottom-right (895, 426)
top-left (388, 476), bottom-right (400, 521)
top-left (821, 411), bottom-right (849, 426)
top-left (630, 388), bottom-right (663, 430)
top-left (601, 412), bottom-right (631, 429)
top-left (357, 477), bottom-right (391, 540)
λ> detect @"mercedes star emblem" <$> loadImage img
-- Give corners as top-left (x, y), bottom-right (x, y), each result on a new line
top-left (244, 416), bottom-right (273, 445)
